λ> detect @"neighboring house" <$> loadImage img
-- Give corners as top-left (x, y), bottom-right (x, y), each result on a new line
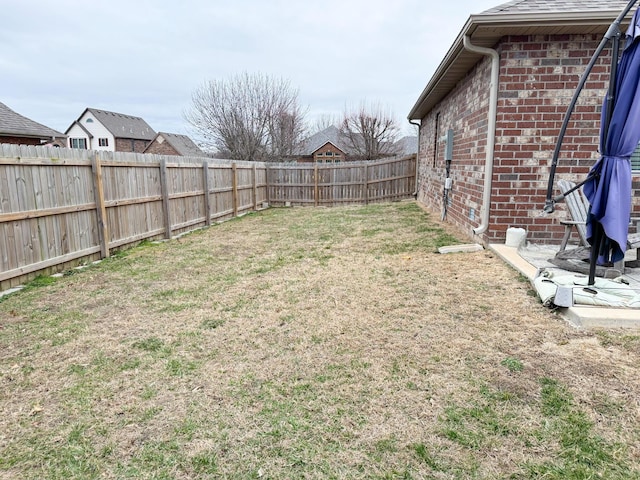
top-left (297, 126), bottom-right (351, 163)
top-left (297, 126), bottom-right (415, 163)
top-left (0, 101), bottom-right (66, 146)
top-left (408, 0), bottom-right (639, 246)
top-left (394, 136), bottom-right (418, 156)
top-left (65, 108), bottom-right (156, 153)
top-left (143, 132), bottom-right (205, 157)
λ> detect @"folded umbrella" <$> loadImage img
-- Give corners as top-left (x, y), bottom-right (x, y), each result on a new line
top-left (584, 7), bottom-right (640, 282)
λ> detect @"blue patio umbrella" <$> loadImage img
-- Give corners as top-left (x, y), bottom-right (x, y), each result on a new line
top-left (583, 7), bottom-right (640, 283)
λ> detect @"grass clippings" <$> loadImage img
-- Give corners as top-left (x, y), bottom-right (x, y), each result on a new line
top-left (1, 201), bottom-right (639, 479)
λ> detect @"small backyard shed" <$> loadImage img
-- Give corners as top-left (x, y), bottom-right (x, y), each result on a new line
top-left (409, 0), bottom-right (640, 246)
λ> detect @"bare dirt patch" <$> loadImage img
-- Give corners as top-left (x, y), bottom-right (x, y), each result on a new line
top-left (1, 201), bottom-right (639, 479)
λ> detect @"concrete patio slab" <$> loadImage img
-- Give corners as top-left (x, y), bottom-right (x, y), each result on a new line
top-left (490, 243), bottom-right (640, 329)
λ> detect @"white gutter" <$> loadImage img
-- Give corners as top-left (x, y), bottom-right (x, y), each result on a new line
top-left (462, 35), bottom-right (499, 236)
top-left (409, 119), bottom-right (420, 196)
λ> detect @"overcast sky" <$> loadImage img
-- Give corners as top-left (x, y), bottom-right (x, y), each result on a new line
top-left (2, 0), bottom-right (501, 140)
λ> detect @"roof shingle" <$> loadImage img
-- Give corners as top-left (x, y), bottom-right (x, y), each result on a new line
top-left (299, 126), bottom-right (351, 155)
top-left (151, 132), bottom-right (204, 156)
top-left (86, 108), bottom-right (156, 140)
top-left (0, 102), bottom-right (65, 139)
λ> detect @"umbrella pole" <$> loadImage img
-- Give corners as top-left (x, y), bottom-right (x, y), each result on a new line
top-left (603, 31), bottom-right (623, 142)
top-left (544, 0), bottom-right (639, 214)
top-left (589, 223), bottom-right (604, 285)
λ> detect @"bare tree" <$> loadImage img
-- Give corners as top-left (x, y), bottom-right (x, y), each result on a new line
top-left (308, 113), bottom-right (341, 135)
top-left (340, 102), bottom-right (400, 160)
top-left (184, 73), bottom-right (306, 161)
top-left (266, 105), bottom-right (307, 159)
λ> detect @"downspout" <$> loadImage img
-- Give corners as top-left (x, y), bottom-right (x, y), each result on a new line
top-left (409, 119), bottom-right (421, 197)
top-left (462, 35), bottom-right (499, 236)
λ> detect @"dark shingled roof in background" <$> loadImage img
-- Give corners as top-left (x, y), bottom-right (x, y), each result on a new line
top-left (0, 101), bottom-right (65, 139)
top-left (148, 132), bottom-right (204, 156)
top-left (395, 136), bottom-right (418, 156)
top-left (298, 126), bottom-right (418, 157)
top-left (298, 125), bottom-right (351, 155)
top-left (85, 108), bottom-right (156, 140)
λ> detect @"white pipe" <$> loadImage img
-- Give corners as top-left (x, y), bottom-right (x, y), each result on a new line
top-left (409, 119), bottom-right (421, 196)
top-left (463, 35), bottom-right (499, 236)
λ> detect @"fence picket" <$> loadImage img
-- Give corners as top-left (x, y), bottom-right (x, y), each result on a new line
top-left (92, 155), bottom-right (109, 258)
top-left (159, 159), bottom-right (172, 239)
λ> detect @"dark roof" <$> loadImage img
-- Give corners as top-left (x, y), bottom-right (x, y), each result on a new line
top-left (298, 126), bottom-right (351, 155)
top-left (69, 108), bottom-right (156, 140)
top-left (0, 101), bottom-right (65, 140)
top-left (394, 136), bottom-right (418, 156)
top-left (409, 0), bottom-right (634, 120)
top-left (146, 132), bottom-right (204, 156)
top-left (299, 126), bottom-right (415, 157)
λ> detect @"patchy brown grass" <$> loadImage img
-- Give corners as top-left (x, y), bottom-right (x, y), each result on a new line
top-left (1, 201), bottom-right (639, 479)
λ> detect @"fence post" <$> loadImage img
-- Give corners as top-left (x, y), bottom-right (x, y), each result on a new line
top-left (159, 158), bottom-right (172, 239)
top-left (232, 163), bottom-right (238, 217)
top-left (202, 160), bottom-right (211, 226)
top-left (314, 163), bottom-right (319, 207)
top-left (252, 163), bottom-right (257, 211)
top-left (264, 164), bottom-right (270, 206)
top-left (91, 154), bottom-right (110, 258)
top-left (363, 164), bottom-right (369, 205)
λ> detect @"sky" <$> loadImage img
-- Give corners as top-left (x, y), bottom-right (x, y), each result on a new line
top-left (1, 0), bottom-right (501, 142)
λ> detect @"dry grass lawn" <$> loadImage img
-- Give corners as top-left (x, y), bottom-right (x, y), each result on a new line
top-left (1, 201), bottom-right (640, 479)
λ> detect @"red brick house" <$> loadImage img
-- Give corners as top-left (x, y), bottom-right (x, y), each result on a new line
top-left (0, 101), bottom-right (66, 146)
top-left (297, 125), bottom-right (418, 163)
top-left (297, 126), bottom-right (350, 163)
top-left (143, 132), bottom-right (204, 157)
top-left (408, 0), bottom-right (640, 246)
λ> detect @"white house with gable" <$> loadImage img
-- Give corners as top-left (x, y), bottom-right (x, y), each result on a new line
top-left (65, 108), bottom-right (156, 153)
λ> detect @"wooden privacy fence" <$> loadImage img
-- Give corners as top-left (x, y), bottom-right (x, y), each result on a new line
top-left (0, 145), bottom-right (415, 290)
top-left (0, 146), bottom-right (268, 290)
top-left (267, 155), bottom-right (416, 206)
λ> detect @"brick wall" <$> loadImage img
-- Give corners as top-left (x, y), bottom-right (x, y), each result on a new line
top-left (415, 33), bottom-right (639, 245)
top-left (416, 54), bottom-right (495, 239)
top-left (0, 136), bottom-right (43, 146)
top-left (144, 138), bottom-right (179, 156)
top-left (115, 138), bottom-right (150, 153)
top-left (313, 142), bottom-right (347, 162)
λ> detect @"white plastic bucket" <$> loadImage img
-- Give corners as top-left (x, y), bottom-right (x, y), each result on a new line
top-left (505, 227), bottom-right (527, 248)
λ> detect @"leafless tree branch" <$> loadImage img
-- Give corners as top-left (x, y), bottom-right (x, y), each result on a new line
top-left (184, 73), bottom-right (307, 161)
top-left (340, 102), bottom-right (400, 160)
